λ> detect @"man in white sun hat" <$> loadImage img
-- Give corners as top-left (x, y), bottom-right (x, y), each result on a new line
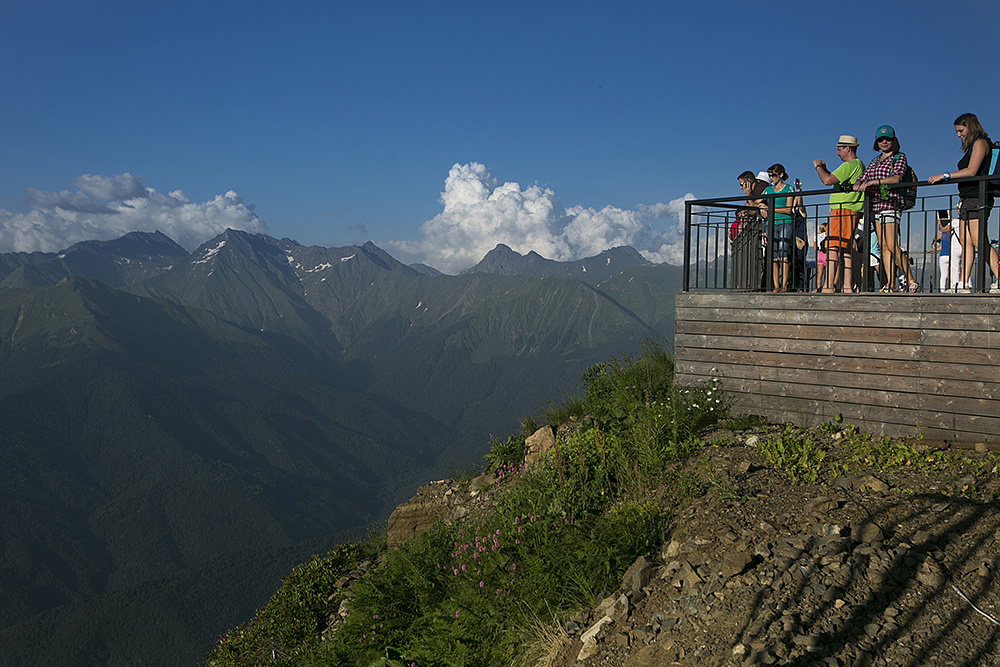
top-left (813, 135), bottom-right (865, 292)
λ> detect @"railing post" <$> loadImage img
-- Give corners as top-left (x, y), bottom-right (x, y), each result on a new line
top-left (977, 178), bottom-right (989, 292)
top-left (683, 200), bottom-right (692, 292)
top-left (765, 199), bottom-right (775, 291)
top-left (723, 212), bottom-right (730, 290)
top-left (862, 194), bottom-right (873, 292)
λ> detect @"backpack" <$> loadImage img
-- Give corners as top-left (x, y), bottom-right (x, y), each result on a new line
top-left (987, 141), bottom-right (1000, 195)
top-left (901, 164), bottom-right (917, 210)
top-left (891, 154), bottom-right (918, 210)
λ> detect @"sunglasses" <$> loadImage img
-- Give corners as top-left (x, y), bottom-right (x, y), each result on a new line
top-left (877, 137), bottom-right (893, 143)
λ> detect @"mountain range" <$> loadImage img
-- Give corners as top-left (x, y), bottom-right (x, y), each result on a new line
top-left (0, 230), bottom-right (682, 664)
top-left (463, 242), bottom-right (651, 278)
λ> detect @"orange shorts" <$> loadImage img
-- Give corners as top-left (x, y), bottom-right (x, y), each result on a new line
top-left (827, 208), bottom-right (858, 250)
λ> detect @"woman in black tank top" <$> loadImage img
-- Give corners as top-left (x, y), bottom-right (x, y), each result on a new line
top-left (928, 113), bottom-right (998, 292)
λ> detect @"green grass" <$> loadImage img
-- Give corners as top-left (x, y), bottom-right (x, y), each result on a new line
top-left (540, 393), bottom-right (585, 426)
top-left (757, 424), bottom-right (827, 485)
top-left (206, 340), bottom-right (724, 667)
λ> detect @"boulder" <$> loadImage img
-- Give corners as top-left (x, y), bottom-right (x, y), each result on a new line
top-left (524, 425), bottom-right (556, 466)
top-left (720, 551), bottom-right (751, 579)
top-left (577, 615), bottom-right (614, 661)
top-left (385, 479), bottom-right (482, 548)
top-left (622, 555), bottom-right (654, 594)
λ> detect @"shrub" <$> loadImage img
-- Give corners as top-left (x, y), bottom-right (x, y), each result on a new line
top-left (757, 424), bottom-right (827, 484)
top-left (482, 433), bottom-right (527, 476)
top-left (586, 499), bottom-right (666, 581)
top-left (580, 340), bottom-right (674, 429)
top-left (207, 543), bottom-right (372, 667)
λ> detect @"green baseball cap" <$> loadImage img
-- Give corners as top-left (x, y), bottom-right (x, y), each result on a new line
top-left (876, 125), bottom-right (896, 140)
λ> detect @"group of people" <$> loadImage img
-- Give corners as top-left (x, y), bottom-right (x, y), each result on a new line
top-left (736, 113), bottom-right (998, 294)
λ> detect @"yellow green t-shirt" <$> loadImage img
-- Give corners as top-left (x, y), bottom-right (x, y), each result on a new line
top-left (829, 158), bottom-right (864, 212)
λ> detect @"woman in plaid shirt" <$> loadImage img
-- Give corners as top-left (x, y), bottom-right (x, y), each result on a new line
top-left (854, 125), bottom-right (919, 292)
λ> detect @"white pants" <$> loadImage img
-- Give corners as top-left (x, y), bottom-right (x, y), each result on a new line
top-left (939, 251), bottom-right (962, 290)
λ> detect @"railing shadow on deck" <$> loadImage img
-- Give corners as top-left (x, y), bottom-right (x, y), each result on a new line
top-left (683, 176), bottom-right (999, 295)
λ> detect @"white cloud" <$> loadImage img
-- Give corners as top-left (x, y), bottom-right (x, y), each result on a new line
top-left (74, 173), bottom-right (147, 200)
top-left (0, 174), bottom-right (267, 253)
top-left (387, 162), bottom-right (695, 273)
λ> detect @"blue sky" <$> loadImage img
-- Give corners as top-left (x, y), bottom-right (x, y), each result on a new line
top-left (2, 0), bottom-right (997, 272)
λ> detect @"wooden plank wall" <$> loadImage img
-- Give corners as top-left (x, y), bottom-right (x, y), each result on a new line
top-left (674, 292), bottom-right (1000, 446)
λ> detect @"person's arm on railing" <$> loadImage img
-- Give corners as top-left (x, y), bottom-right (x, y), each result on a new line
top-left (758, 202), bottom-right (795, 218)
top-left (853, 173), bottom-right (901, 192)
top-left (927, 139), bottom-right (989, 183)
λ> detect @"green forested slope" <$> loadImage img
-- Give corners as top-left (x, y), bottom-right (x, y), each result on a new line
top-left (0, 279), bottom-right (454, 664)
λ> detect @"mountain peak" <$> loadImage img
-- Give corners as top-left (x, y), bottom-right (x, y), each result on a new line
top-left (463, 244), bottom-right (555, 276)
top-left (1, 230), bottom-right (188, 289)
top-left (465, 245), bottom-right (651, 280)
top-left (594, 246), bottom-right (650, 263)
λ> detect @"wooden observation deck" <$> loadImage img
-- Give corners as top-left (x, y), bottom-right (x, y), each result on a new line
top-left (675, 177), bottom-right (1000, 447)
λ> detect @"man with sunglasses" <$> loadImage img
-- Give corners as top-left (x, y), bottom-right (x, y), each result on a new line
top-left (732, 170), bottom-right (769, 239)
top-left (729, 171), bottom-right (771, 290)
top-left (813, 136), bottom-right (865, 292)
top-left (738, 172), bottom-right (769, 215)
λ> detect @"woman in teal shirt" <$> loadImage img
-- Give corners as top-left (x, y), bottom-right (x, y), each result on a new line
top-left (759, 163), bottom-right (796, 292)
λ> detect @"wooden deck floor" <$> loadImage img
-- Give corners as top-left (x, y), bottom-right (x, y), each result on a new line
top-left (674, 292), bottom-right (1000, 447)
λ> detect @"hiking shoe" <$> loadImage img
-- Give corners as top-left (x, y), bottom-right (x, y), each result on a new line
top-left (908, 281), bottom-right (921, 293)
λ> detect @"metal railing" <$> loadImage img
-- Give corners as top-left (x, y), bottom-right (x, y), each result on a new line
top-left (682, 175), bottom-right (999, 294)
